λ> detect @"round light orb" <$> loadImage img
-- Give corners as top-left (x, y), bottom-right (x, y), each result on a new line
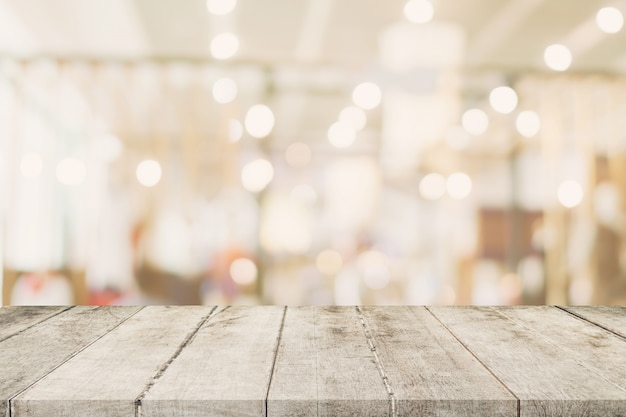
top-left (316, 249), bottom-right (343, 275)
top-left (557, 180), bottom-right (583, 208)
top-left (596, 7), bottom-right (624, 34)
top-left (229, 257), bottom-right (257, 285)
top-left (516, 110), bottom-right (541, 138)
top-left (419, 173), bottom-right (446, 200)
top-left (446, 172), bottom-right (472, 199)
top-left (136, 159), bottom-right (162, 187)
top-left (20, 153), bottom-right (43, 178)
top-left (339, 106), bottom-right (367, 131)
top-left (358, 250), bottom-right (390, 290)
top-left (245, 104), bottom-right (275, 138)
top-left (228, 118), bottom-right (243, 142)
top-left (210, 33), bottom-right (239, 60)
top-left (489, 86), bottom-right (518, 114)
top-left (403, 0), bottom-right (434, 24)
top-left (212, 77), bottom-right (238, 103)
top-left (241, 159), bottom-right (274, 192)
top-left (544, 44), bottom-right (572, 71)
top-left (328, 121), bottom-right (356, 148)
top-left (461, 108), bottom-right (489, 136)
top-left (206, 0), bottom-right (237, 15)
top-left (56, 157), bottom-right (86, 186)
top-left (352, 82), bottom-right (382, 110)
top-left (285, 142), bottom-right (312, 168)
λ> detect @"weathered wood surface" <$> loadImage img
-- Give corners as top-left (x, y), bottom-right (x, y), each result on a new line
top-left (429, 306), bottom-right (626, 417)
top-left (267, 306), bottom-right (388, 417)
top-left (360, 306), bottom-right (517, 417)
top-left (0, 306), bottom-right (624, 417)
top-left (0, 306), bottom-right (141, 417)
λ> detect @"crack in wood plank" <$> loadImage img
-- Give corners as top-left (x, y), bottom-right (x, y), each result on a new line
top-left (264, 306), bottom-right (287, 417)
top-left (7, 306), bottom-right (145, 417)
top-left (555, 306), bottom-right (626, 342)
top-left (355, 306), bottom-right (396, 417)
top-left (133, 306), bottom-right (221, 417)
top-left (424, 307), bottom-right (521, 417)
top-left (0, 306), bottom-right (74, 344)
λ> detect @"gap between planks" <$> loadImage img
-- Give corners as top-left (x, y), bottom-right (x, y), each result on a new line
top-left (424, 307), bottom-right (522, 417)
top-left (264, 306), bottom-right (288, 417)
top-left (8, 306), bottom-right (145, 417)
top-left (554, 306), bottom-right (626, 342)
top-left (0, 306), bottom-right (74, 345)
top-left (134, 306), bottom-right (223, 417)
top-left (355, 306), bottom-right (397, 417)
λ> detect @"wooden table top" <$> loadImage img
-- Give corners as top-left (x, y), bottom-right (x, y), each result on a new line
top-left (0, 306), bottom-right (625, 417)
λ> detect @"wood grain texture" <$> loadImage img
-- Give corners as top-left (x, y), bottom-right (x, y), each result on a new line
top-left (141, 306), bottom-right (285, 417)
top-left (0, 306), bottom-right (69, 342)
top-left (360, 306), bottom-right (517, 417)
top-left (560, 306), bottom-right (626, 338)
top-left (498, 306), bottom-right (626, 392)
top-left (429, 306), bottom-right (626, 417)
top-left (267, 306), bottom-right (389, 417)
top-left (0, 306), bottom-right (141, 417)
top-left (12, 306), bottom-right (211, 417)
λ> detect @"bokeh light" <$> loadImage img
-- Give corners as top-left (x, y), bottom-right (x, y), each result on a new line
top-left (229, 258), bottom-right (257, 285)
top-left (557, 180), bottom-right (583, 208)
top-left (136, 159), bottom-right (162, 187)
top-left (228, 118), bottom-right (243, 142)
top-left (352, 82), bottom-right (382, 110)
top-left (328, 121), bottom-right (356, 148)
top-left (544, 44), bottom-right (572, 71)
top-left (596, 7), bottom-right (624, 34)
top-left (446, 172), bottom-right (472, 199)
top-left (210, 33), bottom-right (239, 60)
top-left (489, 86), bottom-right (518, 114)
top-left (241, 159), bottom-right (274, 192)
top-left (516, 111), bottom-right (541, 138)
top-left (403, 0), bottom-right (434, 24)
top-left (245, 104), bottom-right (275, 138)
top-left (212, 78), bottom-right (238, 103)
top-left (339, 106), bottom-right (367, 131)
top-left (462, 108), bottom-right (489, 136)
top-left (419, 173), bottom-right (446, 200)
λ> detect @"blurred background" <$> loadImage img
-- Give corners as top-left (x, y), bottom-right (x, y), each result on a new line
top-left (1, 0), bottom-right (626, 306)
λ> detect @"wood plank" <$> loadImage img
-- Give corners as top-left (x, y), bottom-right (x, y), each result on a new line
top-left (0, 306), bottom-right (141, 417)
top-left (560, 306), bottom-right (626, 338)
top-left (0, 306), bottom-right (69, 342)
top-left (429, 306), bottom-right (626, 417)
top-left (497, 306), bottom-right (626, 393)
top-left (360, 306), bottom-right (517, 417)
top-left (267, 306), bottom-right (389, 417)
top-left (140, 306), bottom-right (285, 417)
top-left (12, 306), bottom-right (212, 417)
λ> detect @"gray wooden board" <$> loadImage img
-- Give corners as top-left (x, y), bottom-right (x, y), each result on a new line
top-left (429, 306), bottom-right (626, 417)
top-left (12, 306), bottom-right (212, 417)
top-left (0, 306), bottom-right (69, 342)
top-left (497, 306), bottom-right (626, 393)
top-left (360, 306), bottom-right (517, 417)
top-left (560, 306), bottom-right (626, 338)
top-left (141, 306), bottom-right (285, 417)
top-left (267, 306), bottom-right (389, 417)
top-left (0, 306), bottom-right (141, 417)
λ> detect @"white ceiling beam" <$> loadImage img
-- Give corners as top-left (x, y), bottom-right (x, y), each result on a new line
top-left (466, 0), bottom-right (544, 67)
